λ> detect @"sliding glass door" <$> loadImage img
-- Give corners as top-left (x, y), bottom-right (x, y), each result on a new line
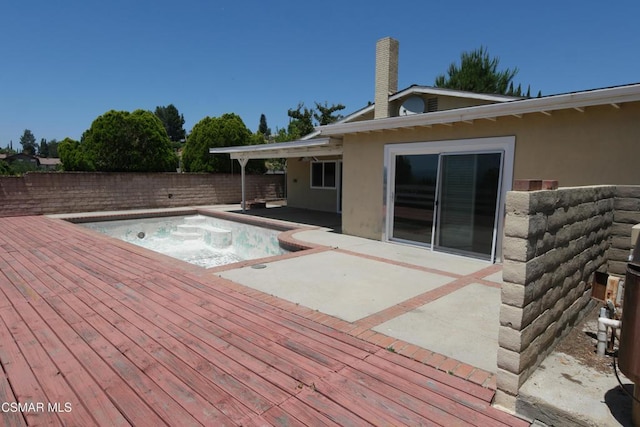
top-left (391, 154), bottom-right (439, 245)
top-left (389, 149), bottom-right (503, 261)
top-left (434, 152), bottom-right (502, 259)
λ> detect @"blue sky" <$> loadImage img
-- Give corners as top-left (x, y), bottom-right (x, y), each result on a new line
top-left (1, 1), bottom-right (638, 148)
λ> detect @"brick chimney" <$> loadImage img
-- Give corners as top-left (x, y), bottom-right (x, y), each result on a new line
top-left (374, 37), bottom-right (399, 119)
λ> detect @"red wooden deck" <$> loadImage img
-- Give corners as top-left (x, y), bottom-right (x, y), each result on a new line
top-left (0, 216), bottom-right (528, 426)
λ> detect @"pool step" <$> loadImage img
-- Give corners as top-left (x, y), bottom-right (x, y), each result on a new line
top-left (171, 231), bottom-right (201, 240)
top-left (176, 224), bottom-right (202, 234)
top-left (171, 221), bottom-right (232, 248)
top-left (203, 226), bottom-right (232, 248)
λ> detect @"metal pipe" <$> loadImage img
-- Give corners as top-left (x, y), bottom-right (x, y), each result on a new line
top-left (237, 158), bottom-right (248, 212)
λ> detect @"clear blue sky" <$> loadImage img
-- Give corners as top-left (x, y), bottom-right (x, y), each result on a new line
top-left (1, 1), bottom-right (638, 148)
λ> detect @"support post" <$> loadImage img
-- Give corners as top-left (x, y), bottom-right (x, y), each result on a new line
top-left (237, 157), bottom-right (248, 212)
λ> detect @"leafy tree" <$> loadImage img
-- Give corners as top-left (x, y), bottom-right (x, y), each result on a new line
top-left (19, 129), bottom-right (37, 155)
top-left (435, 46), bottom-right (531, 96)
top-left (58, 137), bottom-right (95, 171)
top-left (287, 103), bottom-right (315, 139)
top-left (8, 160), bottom-right (40, 175)
top-left (183, 113), bottom-right (265, 173)
top-left (313, 101), bottom-right (345, 125)
top-left (0, 160), bottom-right (10, 175)
top-left (48, 139), bottom-right (59, 158)
top-left (154, 104), bottom-right (186, 142)
top-left (82, 110), bottom-right (178, 172)
top-left (258, 114), bottom-right (271, 138)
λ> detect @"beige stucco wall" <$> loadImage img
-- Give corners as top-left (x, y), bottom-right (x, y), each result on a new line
top-left (286, 158), bottom-right (338, 212)
top-left (341, 102), bottom-right (640, 240)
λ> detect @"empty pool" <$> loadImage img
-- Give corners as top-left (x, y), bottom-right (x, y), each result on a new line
top-left (81, 214), bottom-right (288, 268)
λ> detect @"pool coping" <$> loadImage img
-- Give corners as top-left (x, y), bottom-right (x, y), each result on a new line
top-left (55, 207), bottom-right (332, 274)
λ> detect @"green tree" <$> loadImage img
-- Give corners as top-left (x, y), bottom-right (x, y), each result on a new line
top-left (154, 104), bottom-right (186, 142)
top-left (435, 46), bottom-right (530, 96)
top-left (82, 110), bottom-right (178, 172)
top-left (183, 113), bottom-right (265, 173)
top-left (58, 137), bottom-right (95, 171)
top-left (313, 101), bottom-right (345, 125)
top-left (38, 138), bottom-right (49, 157)
top-left (258, 114), bottom-right (271, 138)
top-left (287, 103), bottom-right (315, 139)
top-left (48, 139), bottom-right (59, 158)
top-left (19, 129), bottom-right (37, 155)
top-left (0, 160), bottom-right (10, 175)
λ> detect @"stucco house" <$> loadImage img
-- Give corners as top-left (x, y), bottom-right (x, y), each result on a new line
top-left (211, 37), bottom-right (640, 263)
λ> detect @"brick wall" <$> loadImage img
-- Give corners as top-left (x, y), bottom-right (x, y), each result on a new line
top-left (495, 185), bottom-right (616, 410)
top-left (609, 186), bottom-right (640, 275)
top-left (0, 172), bottom-right (284, 217)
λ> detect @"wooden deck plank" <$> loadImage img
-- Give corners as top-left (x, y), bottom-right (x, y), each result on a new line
top-left (33, 247), bottom-right (310, 412)
top-left (369, 351), bottom-right (528, 427)
top-left (53, 221), bottom-right (380, 358)
top-left (367, 352), bottom-right (493, 409)
top-left (0, 305), bottom-right (100, 427)
top-left (288, 388), bottom-right (375, 427)
top-left (87, 299), bottom-right (267, 420)
top-left (18, 264), bottom-right (237, 426)
top-left (23, 247), bottom-right (276, 418)
top-left (313, 373), bottom-right (448, 426)
top-left (0, 314), bottom-right (31, 427)
top-left (375, 347), bottom-right (496, 402)
top-left (0, 369), bottom-right (28, 427)
top-left (54, 249), bottom-right (336, 385)
top-left (28, 284), bottom-right (242, 423)
top-left (342, 359), bottom-right (509, 427)
top-left (36, 246), bottom-right (303, 399)
top-left (26, 299), bottom-right (132, 427)
top-left (262, 391), bottom-right (345, 427)
top-left (0, 216), bottom-right (531, 427)
top-left (0, 305), bottom-right (68, 427)
top-left (140, 271), bottom-right (374, 364)
top-left (130, 276), bottom-right (359, 371)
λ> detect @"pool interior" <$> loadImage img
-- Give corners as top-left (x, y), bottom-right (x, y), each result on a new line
top-left (81, 214), bottom-right (289, 268)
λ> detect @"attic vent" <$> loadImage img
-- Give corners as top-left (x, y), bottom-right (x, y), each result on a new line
top-left (427, 98), bottom-right (438, 113)
top-left (427, 98), bottom-right (438, 112)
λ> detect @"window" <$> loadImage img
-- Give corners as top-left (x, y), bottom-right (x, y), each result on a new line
top-left (310, 161), bottom-right (337, 189)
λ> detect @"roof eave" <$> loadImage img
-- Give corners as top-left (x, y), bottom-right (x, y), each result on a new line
top-left (208, 137), bottom-right (343, 160)
top-left (317, 84), bottom-right (640, 136)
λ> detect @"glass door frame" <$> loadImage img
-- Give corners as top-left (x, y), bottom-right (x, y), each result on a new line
top-left (383, 136), bottom-right (515, 263)
top-left (433, 151), bottom-right (505, 261)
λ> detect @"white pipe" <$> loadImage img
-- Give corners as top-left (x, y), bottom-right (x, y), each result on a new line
top-left (597, 317), bottom-right (622, 356)
top-left (599, 318), bottom-right (622, 329)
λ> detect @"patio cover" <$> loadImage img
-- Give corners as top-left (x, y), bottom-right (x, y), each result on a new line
top-left (209, 137), bottom-right (343, 211)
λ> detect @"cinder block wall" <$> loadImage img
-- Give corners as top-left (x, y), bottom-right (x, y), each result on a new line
top-left (0, 172), bottom-right (284, 217)
top-left (495, 185), bottom-right (616, 410)
top-left (609, 185), bottom-right (640, 275)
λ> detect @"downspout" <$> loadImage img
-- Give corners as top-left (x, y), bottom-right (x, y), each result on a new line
top-left (237, 157), bottom-right (248, 212)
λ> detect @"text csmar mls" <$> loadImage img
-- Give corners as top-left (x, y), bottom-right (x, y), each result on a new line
top-left (1, 402), bottom-right (72, 413)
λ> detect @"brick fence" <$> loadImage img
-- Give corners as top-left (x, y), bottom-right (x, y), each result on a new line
top-left (609, 186), bottom-right (640, 275)
top-left (496, 185), bottom-right (616, 410)
top-left (0, 172), bottom-right (284, 217)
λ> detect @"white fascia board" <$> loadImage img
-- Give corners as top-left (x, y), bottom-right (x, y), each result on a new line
top-left (318, 84), bottom-right (640, 136)
top-left (389, 86), bottom-right (520, 103)
top-left (208, 137), bottom-right (343, 160)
